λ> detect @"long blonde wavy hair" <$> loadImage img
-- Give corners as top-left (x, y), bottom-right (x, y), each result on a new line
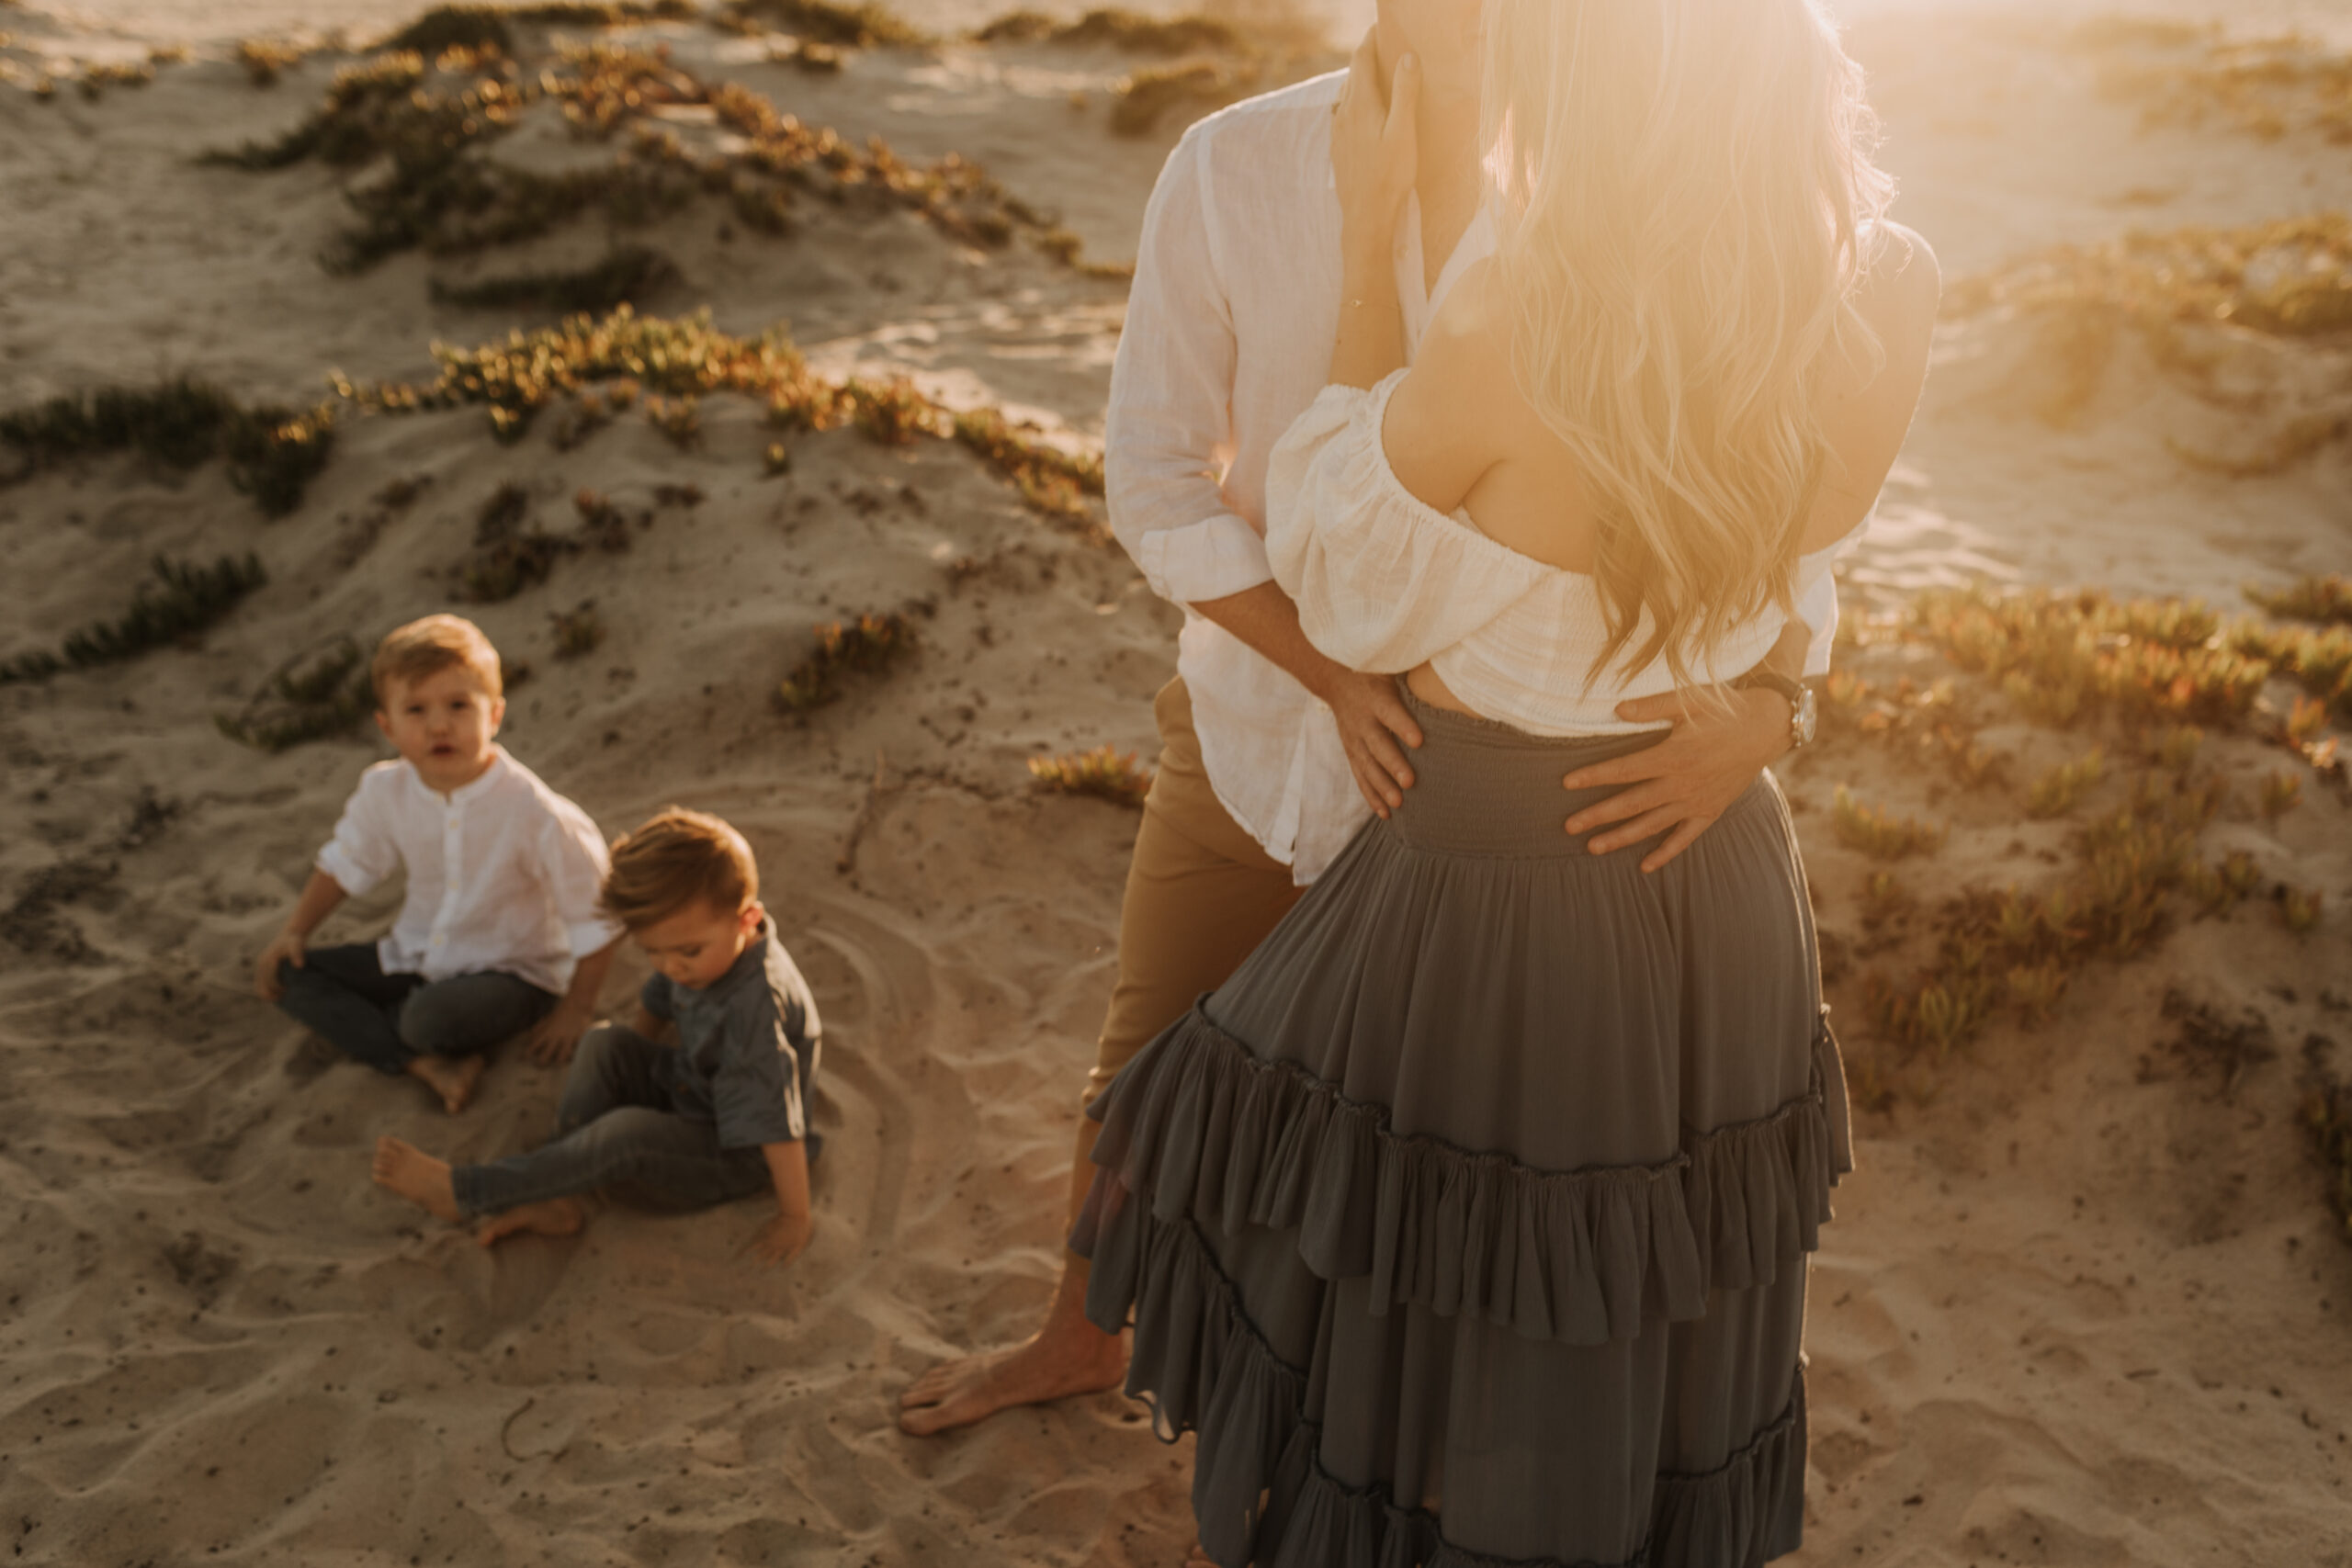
top-left (1480, 0), bottom-right (1894, 690)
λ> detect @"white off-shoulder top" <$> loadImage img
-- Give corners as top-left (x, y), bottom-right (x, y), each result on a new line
top-left (1265, 370), bottom-right (1860, 737)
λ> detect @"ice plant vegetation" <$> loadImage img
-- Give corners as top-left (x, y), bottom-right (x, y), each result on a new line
top-left (1, 555), bottom-right (267, 684)
top-left (1027, 744), bottom-right (1154, 809)
top-left (776, 611), bottom-right (919, 713)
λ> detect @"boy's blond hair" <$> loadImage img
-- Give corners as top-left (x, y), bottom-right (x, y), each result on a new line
top-left (601, 807), bottom-right (760, 930)
top-left (372, 614), bottom-right (503, 705)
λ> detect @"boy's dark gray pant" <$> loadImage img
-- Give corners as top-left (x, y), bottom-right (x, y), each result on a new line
top-left (450, 1025), bottom-right (773, 1218)
top-left (276, 943), bottom-right (555, 1075)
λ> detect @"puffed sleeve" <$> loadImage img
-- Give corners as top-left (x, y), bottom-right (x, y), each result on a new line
top-left (1265, 370), bottom-right (1554, 673)
top-left (1792, 516), bottom-right (1868, 678)
top-left (711, 988), bottom-right (811, 1150)
top-left (314, 764), bottom-right (401, 897)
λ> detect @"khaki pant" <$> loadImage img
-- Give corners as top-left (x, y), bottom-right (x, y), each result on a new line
top-left (1063, 677), bottom-right (1305, 1226)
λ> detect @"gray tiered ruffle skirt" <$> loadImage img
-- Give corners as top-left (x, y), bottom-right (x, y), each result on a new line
top-left (1074, 691), bottom-right (1852, 1568)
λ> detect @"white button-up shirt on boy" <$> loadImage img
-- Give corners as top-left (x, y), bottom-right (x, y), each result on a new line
top-left (1104, 72), bottom-right (1839, 885)
top-left (315, 745), bottom-right (622, 995)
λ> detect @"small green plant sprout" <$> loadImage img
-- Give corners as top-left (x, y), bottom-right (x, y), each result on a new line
top-left (236, 38), bottom-right (309, 85)
top-left (0, 379), bottom-right (334, 517)
top-left (2156, 723), bottom-right (2204, 773)
top-left (726, 0), bottom-right (930, 48)
top-left (1112, 59), bottom-right (1240, 136)
top-left (430, 246), bottom-right (677, 313)
top-left (1823, 669), bottom-right (1873, 711)
top-left (1860, 868), bottom-right (1914, 922)
top-left (2006, 960), bottom-right (2069, 1026)
top-left (763, 441), bottom-right (793, 476)
top-left (2259, 768), bottom-right (2303, 823)
top-left (1832, 785), bottom-right (1946, 861)
top-left (645, 392), bottom-right (703, 450)
top-left (776, 611), bottom-right (917, 713)
top-left (844, 378), bottom-right (942, 446)
top-left (2286, 694), bottom-right (2331, 747)
top-left (2027, 747), bottom-right (2106, 818)
top-left (2221, 850), bottom-right (2264, 899)
top-left (216, 635), bottom-right (376, 751)
top-left (572, 487), bottom-right (638, 551)
top-left (952, 407), bottom-right (1107, 536)
top-left (2279, 884), bottom-right (2324, 935)
top-left (1912, 980), bottom-right (1988, 1059)
top-left (2247, 574), bottom-right (2352, 626)
top-left (550, 601), bottom-right (605, 660)
top-left (3, 554), bottom-right (268, 684)
top-left (1027, 744), bottom-right (1155, 809)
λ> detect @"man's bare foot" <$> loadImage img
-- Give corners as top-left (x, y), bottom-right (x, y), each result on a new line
top-left (1185, 1546), bottom-right (1217, 1567)
top-left (898, 1324), bottom-right (1127, 1436)
top-left (372, 1136), bottom-right (462, 1223)
top-left (404, 1053), bottom-right (485, 1114)
top-left (477, 1197), bottom-right (586, 1247)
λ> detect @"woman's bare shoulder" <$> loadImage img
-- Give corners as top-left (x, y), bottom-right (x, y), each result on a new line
top-left (1851, 221), bottom-right (1941, 361)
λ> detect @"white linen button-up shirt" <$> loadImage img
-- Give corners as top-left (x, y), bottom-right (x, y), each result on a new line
top-left (1105, 73), bottom-right (1839, 885)
top-left (314, 745), bottom-right (622, 995)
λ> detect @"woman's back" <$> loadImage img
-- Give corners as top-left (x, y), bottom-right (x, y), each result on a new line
top-left (1387, 224), bottom-right (1941, 577)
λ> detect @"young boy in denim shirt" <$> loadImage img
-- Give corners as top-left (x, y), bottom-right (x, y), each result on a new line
top-left (373, 807), bottom-right (821, 1266)
top-left (254, 615), bottom-right (622, 1111)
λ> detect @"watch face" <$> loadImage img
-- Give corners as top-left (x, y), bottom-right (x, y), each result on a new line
top-left (1795, 688), bottom-right (1819, 747)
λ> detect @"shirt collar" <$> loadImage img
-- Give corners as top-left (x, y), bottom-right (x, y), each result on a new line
top-left (406, 743), bottom-right (510, 808)
top-left (701, 917), bottom-right (773, 999)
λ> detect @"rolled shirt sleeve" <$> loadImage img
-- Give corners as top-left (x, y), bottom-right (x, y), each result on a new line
top-left (314, 766), bottom-right (401, 897)
top-left (1104, 125), bottom-right (1277, 608)
top-left (712, 990), bottom-right (811, 1150)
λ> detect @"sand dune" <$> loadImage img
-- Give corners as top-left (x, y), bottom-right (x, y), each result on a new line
top-left (2, 2), bottom-right (2349, 1564)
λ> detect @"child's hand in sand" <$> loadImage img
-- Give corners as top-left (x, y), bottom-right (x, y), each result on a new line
top-left (745, 1209), bottom-right (812, 1269)
top-left (525, 998), bottom-right (595, 1065)
top-left (254, 928), bottom-right (307, 1001)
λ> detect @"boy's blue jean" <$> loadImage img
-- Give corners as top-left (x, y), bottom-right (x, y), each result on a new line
top-left (276, 943), bottom-right (555, 1075)
top-left (450, 1025), bottom-right (774, 1218)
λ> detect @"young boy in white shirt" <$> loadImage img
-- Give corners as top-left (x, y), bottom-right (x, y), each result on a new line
top-left (371, 807), bottom-right (820, 1268)
top-left (254, 615), bottom-right (621, 1112)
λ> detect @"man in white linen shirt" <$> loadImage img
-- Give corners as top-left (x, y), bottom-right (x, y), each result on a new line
top-left (899, 0), bottom-right (1833, 1438)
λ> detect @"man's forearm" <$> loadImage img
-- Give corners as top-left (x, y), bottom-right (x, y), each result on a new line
top-left (1187, 580), bottom-right (1348, 702)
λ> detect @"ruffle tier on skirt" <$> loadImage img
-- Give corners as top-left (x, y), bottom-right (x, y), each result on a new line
top-left (1074, 693), bottom-right (1853, 1568)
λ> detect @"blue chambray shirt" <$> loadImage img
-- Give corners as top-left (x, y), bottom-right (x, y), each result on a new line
top-left (640, 919), bottom-right (822, 1156)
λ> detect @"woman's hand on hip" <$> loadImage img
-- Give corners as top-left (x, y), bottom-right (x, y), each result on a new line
top-left (1317, 667), bottom-right (1424, 818)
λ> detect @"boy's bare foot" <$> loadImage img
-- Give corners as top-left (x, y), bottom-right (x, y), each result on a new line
top-left (404, 1053), bottom-right (486, 1114)
top-left (477, 1198), bottom-right (585, 1247)
top-left (371, 1136), bottom-right (462, 1223)
top-left (898, 1322), bottom-right (1127, 1436)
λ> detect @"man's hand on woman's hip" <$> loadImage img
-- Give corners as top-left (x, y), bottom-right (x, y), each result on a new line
top-left (1559, 685), bottom-right (1794, 874)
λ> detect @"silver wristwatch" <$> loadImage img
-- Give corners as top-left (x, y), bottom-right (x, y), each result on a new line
top-left (1733, 670), bottom-right (1816, 750)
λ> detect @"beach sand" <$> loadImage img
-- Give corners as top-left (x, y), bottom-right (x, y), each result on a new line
top-left (1, 2), bottom-right (2348, 1563)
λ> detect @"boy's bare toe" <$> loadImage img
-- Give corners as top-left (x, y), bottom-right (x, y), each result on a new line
top-left (405, 1054), bottom-right (487, 1114)
top-left (371, 1135), bottom-right (462, 1223)
top-left (477, 1198), bottom-right (585, 1247)
top-left (897, 1330), bottom-right (1126, 1436)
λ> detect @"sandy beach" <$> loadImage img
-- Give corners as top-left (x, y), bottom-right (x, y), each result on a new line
top-left (2, 0), bottom-right (2348, 1563)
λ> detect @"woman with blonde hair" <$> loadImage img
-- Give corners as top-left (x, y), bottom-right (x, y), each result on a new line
top-left (1072, 0), bottom-right (1938, 1562)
